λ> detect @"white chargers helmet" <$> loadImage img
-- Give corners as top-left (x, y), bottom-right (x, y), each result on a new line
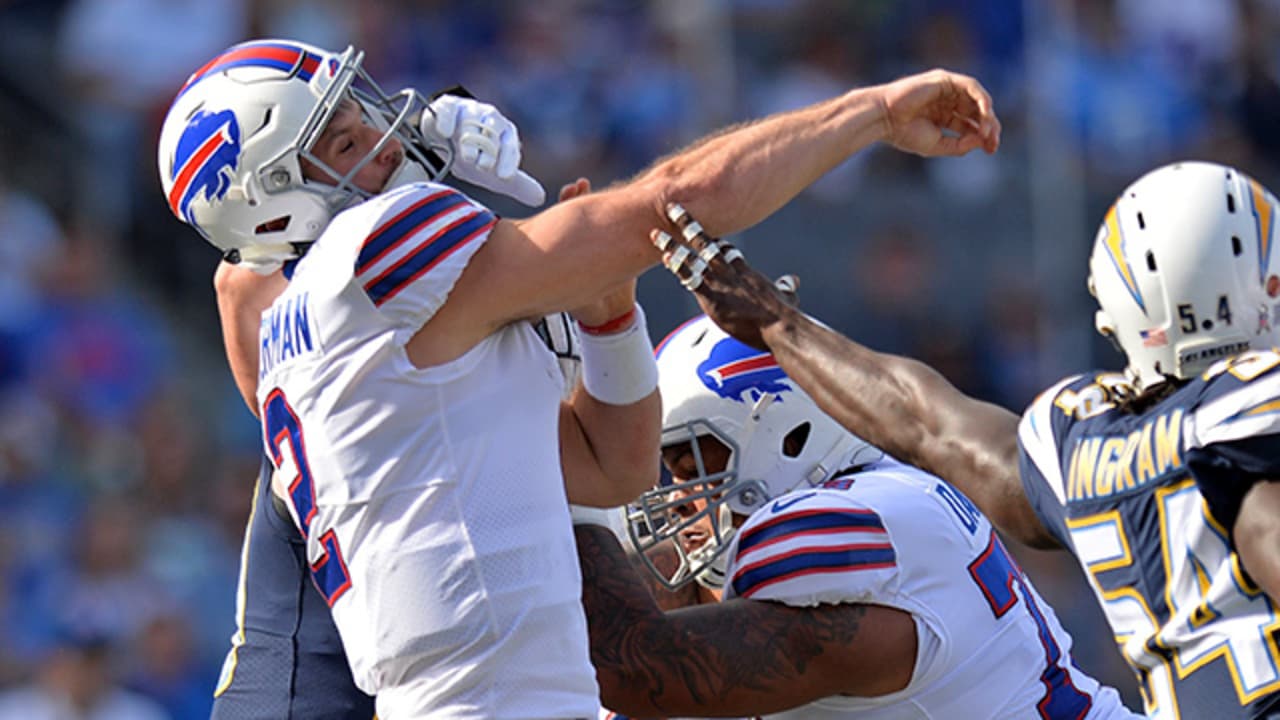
top-left (157, 38), bottom-right (452, 269)
top-left (628, 315), bottom-right (883, 590)
top-left (1089, 161), bottom-right (1280, 391)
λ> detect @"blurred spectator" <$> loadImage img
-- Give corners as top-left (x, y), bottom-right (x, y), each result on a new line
top-left (55, 0), bottom-right (248, 241)
top-left (124, 614), bottom-right (212, 720)
top-left (0, 166), bottom-right (64, 361)
top-left (1115, 0), bottom-right (1243, 103)
top-left (0, 630), bottom-right (170, 720)
top-left (1034, 0), bottom-right (1204, 181)
top-left (837, 222), bottom-right (943, 357)
top-left (22, 226), bottom-right (175, 465)
top-left (20, 499), bottom-right (176, 655)
top-left (973, 277), bottom-right (1051, 412)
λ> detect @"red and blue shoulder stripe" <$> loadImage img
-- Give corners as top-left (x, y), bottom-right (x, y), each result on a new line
top-left (355, 188), bottom-right (495, 307)
top-left (731, 507), bottom-right (896, 598)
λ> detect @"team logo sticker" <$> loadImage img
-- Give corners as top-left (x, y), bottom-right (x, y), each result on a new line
top-left (167, 108), bottom-right (242, 226)
top-left (697, 337), bottom-right (790, 403)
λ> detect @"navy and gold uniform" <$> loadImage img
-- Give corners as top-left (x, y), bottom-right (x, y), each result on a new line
top-left (1018, 350), bottom-right (1280, 719)
top-left (210, 458), bottom-right (375, 720)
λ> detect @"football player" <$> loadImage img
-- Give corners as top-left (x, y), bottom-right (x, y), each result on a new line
top-left (159, 36), bottom-right (1001, 718)
top-left (651, 164), bottom-right (1280, 719)
top-left (575, 314), bottom-right (1140, 719)
top-left (207, 88), bottom-right (564, 719)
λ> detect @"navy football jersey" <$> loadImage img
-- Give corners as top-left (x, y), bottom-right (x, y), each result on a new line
top-left (1018, 350), bottom-right (1280, 719)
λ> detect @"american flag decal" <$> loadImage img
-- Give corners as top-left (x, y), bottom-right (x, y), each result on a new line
top-left (1139, 327), bottom-right (1168, 347)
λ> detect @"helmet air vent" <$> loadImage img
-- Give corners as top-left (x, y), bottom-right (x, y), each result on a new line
top-left (254, 108), bottom-right (274, 136)
top-left (1146, 251), bottom-right (1157, 272)
top-left (1232, 235), bottom-right (1243, 256)
top-left (1227, 192), bottom-right (1236, 213)
top-left (1137, 212), bottom-right (1146, 230)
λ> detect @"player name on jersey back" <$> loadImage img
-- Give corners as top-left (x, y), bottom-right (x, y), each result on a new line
top-left (259, 290), bottom-right (317, 379)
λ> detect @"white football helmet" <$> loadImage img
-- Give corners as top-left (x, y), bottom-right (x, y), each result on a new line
top-left (1089, 161), bottom-right (1280, 391)
top-left (157, 38), bottom-right (452, 268)
top-left (628, 315), bottom-right (883, 590)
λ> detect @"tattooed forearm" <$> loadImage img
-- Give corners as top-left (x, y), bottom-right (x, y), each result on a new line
top-left (576, 524), bottom-right (888, 717)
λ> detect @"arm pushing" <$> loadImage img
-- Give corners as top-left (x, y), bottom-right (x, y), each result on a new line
top-left (646, 208), bottom-right (1057, 549)
top-left (575, 524), bottom-right (917, 718)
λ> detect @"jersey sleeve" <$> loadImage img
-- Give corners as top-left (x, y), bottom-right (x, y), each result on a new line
top-left (723, 492), bottom-right (899, 606)
top-left (351, 183), bottom-right (496, 331)
top-left (1184, 361), bottom-right (1280, 535)
top-left (1016, 375), bottom-right (1086, 548)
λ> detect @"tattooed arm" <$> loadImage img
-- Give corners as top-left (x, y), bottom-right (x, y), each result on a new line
top-left (575, 525), bottom-right (918, 717)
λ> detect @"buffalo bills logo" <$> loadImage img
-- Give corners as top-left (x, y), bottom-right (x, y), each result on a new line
top-left (696, 337), bottom-right (790, 403)
top-left (167, 109), bottom-right (242, 226)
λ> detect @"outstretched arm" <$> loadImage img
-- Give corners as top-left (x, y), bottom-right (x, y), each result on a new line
top-left (418, 69), bottom-right (1002, 362)
top-left (646, 207), bottom-right (1057, 549)
top-left (575, 524), bottom-right (917, 718)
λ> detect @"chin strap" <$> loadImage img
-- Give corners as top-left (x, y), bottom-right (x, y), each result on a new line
top-left (805, 434), bottom-right (884, 487)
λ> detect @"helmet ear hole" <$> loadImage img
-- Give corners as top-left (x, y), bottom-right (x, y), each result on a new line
top-left (782, 422), bottom-right (811, 458)
top-left (255, 216), bottom-right (291, 234)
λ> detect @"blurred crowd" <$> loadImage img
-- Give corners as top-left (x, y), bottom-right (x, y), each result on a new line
top-left (5, 0), bottom-right (1280, 716)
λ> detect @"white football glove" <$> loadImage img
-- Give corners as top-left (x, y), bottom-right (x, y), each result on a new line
top-left (423, 94), bottom-right (546, 207)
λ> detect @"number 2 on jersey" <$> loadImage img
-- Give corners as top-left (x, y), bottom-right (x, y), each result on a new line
top-left (263, 388), bottom-right (353, 606)
top-left (969, 531), bottom-right (1093, 719)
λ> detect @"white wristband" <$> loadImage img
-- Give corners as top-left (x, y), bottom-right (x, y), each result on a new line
top-left (569, 504), bottom-right (630, 544)
top-left (578, 303), bottom-right (658, 405)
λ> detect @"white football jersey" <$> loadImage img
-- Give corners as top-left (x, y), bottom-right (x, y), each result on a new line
top-left (720, 459), bottom-right (1140, 720)
top-left (256, 182), bottom-right (598, 720)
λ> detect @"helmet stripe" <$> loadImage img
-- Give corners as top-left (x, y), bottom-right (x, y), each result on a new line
top-left (654, 315), bottom-right (703, 359)
top-left (1250, 179), bottom-right (1273, 283)
top-left (176, 41), bottom-right (322, 100)
top-left (1102, 207), bottom-right (1146, 314)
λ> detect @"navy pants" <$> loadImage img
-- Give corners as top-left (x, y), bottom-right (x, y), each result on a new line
top-left (209, 459), bottom-right (375, 719)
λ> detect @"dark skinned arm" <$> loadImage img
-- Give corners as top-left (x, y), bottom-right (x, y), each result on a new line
top-left (575, 524), bottom-right (917, 718)
top-left (647, 208), bottom-right (1059, 549)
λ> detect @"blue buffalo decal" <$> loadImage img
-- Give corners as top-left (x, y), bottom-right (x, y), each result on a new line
top-left (696, 337), bottom-right (790, 403)
top-left (167, 109), bottom-right (242, 227)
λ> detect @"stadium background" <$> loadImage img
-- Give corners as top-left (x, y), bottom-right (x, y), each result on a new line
top-left (1, 0), bottom-right (1276, 715)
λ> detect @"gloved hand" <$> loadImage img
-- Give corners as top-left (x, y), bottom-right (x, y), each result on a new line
top-left (422, 94), bottom-right (546, 207)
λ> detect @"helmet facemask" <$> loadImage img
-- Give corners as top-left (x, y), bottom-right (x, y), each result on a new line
top-left (289, 50), bottom-right (454, 201)
top-left (627, 315), bottom-right (885, 591)
top-left (628, 419), bottom-right (760, 591)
